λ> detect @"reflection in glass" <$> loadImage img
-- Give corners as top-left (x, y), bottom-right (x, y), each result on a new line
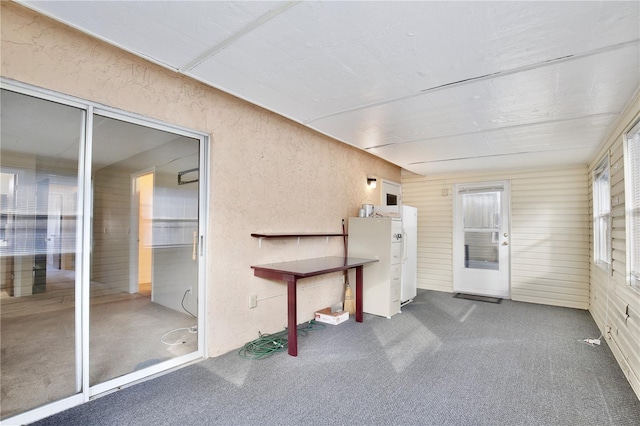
top-left (0, 90), bottom-right (83, 419)
top-left (463, 192), bottom-right (500, 229)
top-left (89, 115), bottom-right (199, 385)
top-left (464, 231), bottom-right (499, 270)
top-left (463, 191), bottom-right (501, 270)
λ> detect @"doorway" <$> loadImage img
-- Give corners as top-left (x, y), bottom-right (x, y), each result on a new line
top-left (453, 181), bottom-right (510, 298)
top-left (381, 180), bottom-right (401, 206)
top-left (133, 171), bottom-right (154, 297)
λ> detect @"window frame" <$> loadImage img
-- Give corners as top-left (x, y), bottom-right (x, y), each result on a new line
top-left (623, 118), bottom-right (640, 288)
top-left (593, 154), bottom-right (611, 268)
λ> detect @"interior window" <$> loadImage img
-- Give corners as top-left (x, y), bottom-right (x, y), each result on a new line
top-left (624, 120), bottom-right (640, 286)
top-left (593, 156), bottom-right (611, 267)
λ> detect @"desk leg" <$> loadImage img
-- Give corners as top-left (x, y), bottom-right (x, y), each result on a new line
top-left (287, 278), bottom-right (298, 356)
top-left (355, 265), bottom-right (363, 323)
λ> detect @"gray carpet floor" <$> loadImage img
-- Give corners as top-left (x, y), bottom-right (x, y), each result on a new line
top-left (33, 289), bottom-right (640, 426)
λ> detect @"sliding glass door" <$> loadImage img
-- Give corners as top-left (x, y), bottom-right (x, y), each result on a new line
top-left (0, 90), bottom-right (84, 418)
top-left (89, 115), bottom-right (201, 386)
top-left (0, 85), bottom-right (206, 422)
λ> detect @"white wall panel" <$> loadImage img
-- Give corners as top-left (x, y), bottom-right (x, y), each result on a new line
top-left (403, 181), bottom-right (452, 293)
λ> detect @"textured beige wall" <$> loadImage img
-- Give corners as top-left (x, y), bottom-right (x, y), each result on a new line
top-left (1, 2), bottom-right (400, 356)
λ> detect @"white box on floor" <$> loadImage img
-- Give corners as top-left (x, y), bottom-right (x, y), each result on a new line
top-left (314, 307), bottom-right (348, 325)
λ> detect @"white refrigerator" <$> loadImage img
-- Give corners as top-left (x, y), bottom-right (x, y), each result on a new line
top-left (401, 205), bottom-right (418, 305)
top-left (371, 204), bottom-right (418, 304)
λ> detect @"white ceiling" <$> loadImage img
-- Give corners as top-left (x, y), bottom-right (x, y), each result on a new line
top-left (20, 1), bottom-right (640, 175)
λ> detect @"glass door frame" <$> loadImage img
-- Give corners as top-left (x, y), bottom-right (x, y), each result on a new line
top-left (1, 78), bottom-right (209, 425)
top-left (87, 107), bottom-right (209, 396)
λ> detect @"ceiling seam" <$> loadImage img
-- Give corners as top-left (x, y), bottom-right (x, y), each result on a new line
top-left (305, 39), bottom-right (640, 124)
top-left (408, 146), bottom-right (599, 166)
top-left (179, 1), bottom-right (302, 72)
top-left (363, 112), bottom-right (620, 150)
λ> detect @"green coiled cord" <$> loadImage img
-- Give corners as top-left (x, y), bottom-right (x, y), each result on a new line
top-left (238, 320), bottom-right (326, 359)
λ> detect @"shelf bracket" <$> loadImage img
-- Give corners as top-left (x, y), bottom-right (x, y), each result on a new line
top-left (258, 237), bottom-right (263, 249)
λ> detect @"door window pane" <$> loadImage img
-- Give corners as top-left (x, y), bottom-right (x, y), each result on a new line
top-left (463, 191), bottom-right (501, 270)
top-left (89, 115), bottom-right (199, 385)
top-left (1, 90), bottom-right (83, 419)
top-left (463, 192), bottom-right (500, 230)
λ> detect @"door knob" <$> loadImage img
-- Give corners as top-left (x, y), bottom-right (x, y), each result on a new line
top-left (503, 233), bottom-right (508, 237)
top-left (502, 241), bottom-right (508, 246)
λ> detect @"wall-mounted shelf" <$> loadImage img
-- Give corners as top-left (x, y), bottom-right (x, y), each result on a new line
top-left (251, 233), bottom-right (347, 248)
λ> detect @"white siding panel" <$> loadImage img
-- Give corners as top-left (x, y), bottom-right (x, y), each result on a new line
top-left (404, 175), bottom-right (453, 293)
top-left (402, 166), bottom-right (590, 309)
top-left (587, 91), bottom-right (640, 399)
top-left (519, 252), bottom-right (588, 263)
top-left (510, 291), bottom-right (589, 310)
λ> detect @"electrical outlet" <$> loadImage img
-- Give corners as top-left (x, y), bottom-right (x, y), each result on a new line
top-left (249, 294), bottom-right (257, 309)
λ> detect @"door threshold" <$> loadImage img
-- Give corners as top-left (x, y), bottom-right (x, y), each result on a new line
top-left (453, 293), bottom-right (502, 304)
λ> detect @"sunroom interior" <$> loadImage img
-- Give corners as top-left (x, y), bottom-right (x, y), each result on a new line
top-left (1, 1), bottom-right (639, 424)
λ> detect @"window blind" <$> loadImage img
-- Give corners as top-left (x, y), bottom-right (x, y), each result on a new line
top-left (625, 120), bottom-right (640, 284)
top-left (593, 155), bottom-right (611, 265)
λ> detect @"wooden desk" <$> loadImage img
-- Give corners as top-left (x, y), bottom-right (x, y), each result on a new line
top-left (251, 256), bottom-right (378, 356)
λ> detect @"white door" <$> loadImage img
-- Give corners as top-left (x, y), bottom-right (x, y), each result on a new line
top-left (453, 181), bottom-right (510, 298)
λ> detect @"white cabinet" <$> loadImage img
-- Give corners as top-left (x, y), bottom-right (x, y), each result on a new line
top-left (348, 217), bottom-right (402, 318)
